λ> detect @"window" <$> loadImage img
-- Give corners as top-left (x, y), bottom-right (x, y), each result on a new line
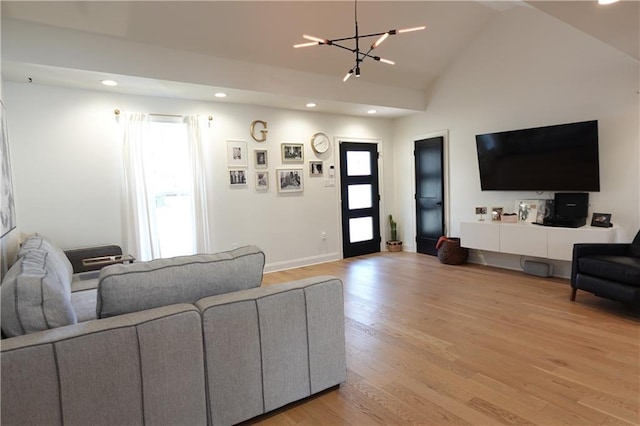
top-left (146, 119), bottom-right (195, 258)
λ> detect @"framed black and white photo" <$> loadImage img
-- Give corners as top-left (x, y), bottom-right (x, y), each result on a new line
top-left (227, 140), bottom-right (248, 167)
top-left (281, 143), bottom-right (304, 163)
top-left (255, 171), bottom-right (269, 190)
top-left (277, 168), bottom-right (303, 193)
top-left (309, 161), bottom-right (323, 176)
top-left (228, 169), bottom-right (247, 187)
top-left (1, 100), bottom-right (16, 237)
top-left (254, 149), bottom-right (268, 169)
top-left (591, 212), bottom-right (612, 228)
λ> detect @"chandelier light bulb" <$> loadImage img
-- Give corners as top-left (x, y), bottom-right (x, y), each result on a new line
top-left (379, 58), bottom-right (395, 65)
top-left (398, 26), bottom-right (426, 34)
top-left (343, 70), bottom-right (354, 82)
top-left (372, 33), bottom-right (389, 49)
top-left (303, 35), bottom-right (327, 43)
top-left (294, 41), bottom-right (319, 48)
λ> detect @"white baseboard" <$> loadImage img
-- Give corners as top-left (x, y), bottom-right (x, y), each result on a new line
top-left (264, 252), bottom-right (341, 273)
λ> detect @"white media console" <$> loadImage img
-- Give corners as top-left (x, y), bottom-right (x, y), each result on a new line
top-left (460, 221), bottom-right (615, 261)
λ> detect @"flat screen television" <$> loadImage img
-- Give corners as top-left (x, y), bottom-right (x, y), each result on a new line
top-left (475, 120), bottom-right (600, 191)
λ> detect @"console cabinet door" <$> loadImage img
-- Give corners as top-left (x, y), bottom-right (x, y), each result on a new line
top-left (547, 227), bottom-right (615, 261)
top-left (460, 222), bottom-right (500, 252)
top-left (499, 224), bottom-right (547, 258)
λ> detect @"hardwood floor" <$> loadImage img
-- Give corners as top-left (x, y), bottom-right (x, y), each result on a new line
top-left (257, 252), bottom-right (639, 425)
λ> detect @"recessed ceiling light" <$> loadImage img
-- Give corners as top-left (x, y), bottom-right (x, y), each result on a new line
top-left (214, 92), bottom-right (227, 98)
top-left (598, 0), bottom-right (618, 4)
top-left (101, 80), bottom-right (118, 87)
top-left (367, 109), bottom-right (377, 114)
top-left (306, 103), bottom-right (317, 108)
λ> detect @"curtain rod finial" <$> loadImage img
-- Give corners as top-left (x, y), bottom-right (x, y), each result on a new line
top-left (114, 108), bottom-right (121, 116)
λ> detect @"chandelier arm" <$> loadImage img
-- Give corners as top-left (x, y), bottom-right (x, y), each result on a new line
top-left (329, 31), bottom-right (391, 44)
top-left (328, 42), bottom-right (358, 54)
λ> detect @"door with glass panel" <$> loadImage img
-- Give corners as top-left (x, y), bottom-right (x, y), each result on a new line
top-left (415, 136), bottom-right (444, 256)
top-left (339, 142), bottom-right (381, 258)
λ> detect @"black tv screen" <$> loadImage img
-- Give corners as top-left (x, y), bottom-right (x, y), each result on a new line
top-left (475, 120), bottom-right (600, 191)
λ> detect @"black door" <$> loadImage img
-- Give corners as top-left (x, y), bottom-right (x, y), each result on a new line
top-left (415, 137), bottom-right (445, 255)
top-left (339, 142), bottom-right (381, 258)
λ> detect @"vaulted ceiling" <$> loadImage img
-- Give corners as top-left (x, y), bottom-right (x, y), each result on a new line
top-left (2, 1), bottom-right (638, 117)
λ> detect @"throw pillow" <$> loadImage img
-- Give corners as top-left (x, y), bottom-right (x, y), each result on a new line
top-left (1, 249), bottom-right (77, 337)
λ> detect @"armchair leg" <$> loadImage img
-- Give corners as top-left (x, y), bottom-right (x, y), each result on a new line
top-left (570, 287), bottom-right (577, 301)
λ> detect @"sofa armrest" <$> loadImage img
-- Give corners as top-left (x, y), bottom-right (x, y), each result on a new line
top-left (196, 276), bottom-right (346, 425)
top-left (64, 245), bottom-right (123, 273)
top-left (571, 243), bottom-right (631, 285)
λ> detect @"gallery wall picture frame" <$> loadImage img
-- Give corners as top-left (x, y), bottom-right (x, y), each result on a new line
top-left (277, 168), bottom-right (304, 193)
top-left (227, 140), bottom-right (248, 167)
top-left (255, 171), bottom-right (269, 190)
top-left (309, 161), bottom-right (323, 176)
top-left (281, 143), bottom-right (304, 163)
top-left (254, 149), bottom-right (268, 169)
top-left (1, 100), bottom-right (17, 237)
top-left (591, 212), bottom-right (612, 228)
top-left (228, 169), bottom-right (247, 187)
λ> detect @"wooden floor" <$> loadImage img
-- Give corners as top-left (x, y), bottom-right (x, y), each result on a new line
top-left (256, 252), bottom-right (640, 426)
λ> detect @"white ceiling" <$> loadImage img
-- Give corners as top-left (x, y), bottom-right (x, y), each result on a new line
top-left (2, 1), bottom-right (638, 117)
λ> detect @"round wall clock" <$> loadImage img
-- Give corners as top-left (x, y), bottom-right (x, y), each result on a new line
top-left (311, 132), bottom-right (330, 154)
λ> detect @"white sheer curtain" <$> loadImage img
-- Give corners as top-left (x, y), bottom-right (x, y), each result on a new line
top-left (184, 115), bottom-right (211, 254)
top-left (121, 112), bottom-right (160, 261)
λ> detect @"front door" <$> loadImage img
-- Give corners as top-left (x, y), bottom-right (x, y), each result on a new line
top-left (415, 137), bottom-right (445, 255)
top-left (339, 142), bottom-right (381, 258)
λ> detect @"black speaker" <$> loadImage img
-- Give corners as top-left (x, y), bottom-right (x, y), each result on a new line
top-left (554, 192), bottom-right (588, 219)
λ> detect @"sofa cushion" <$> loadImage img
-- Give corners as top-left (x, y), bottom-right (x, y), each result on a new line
top-left (1, 250), bottom-right (77, 337)
top-left (579, 255), bottom-right (640, 287)
top-left (71, 289), bottom-right (98, 323)
top-left (96, 245), bottom-right (265, 318)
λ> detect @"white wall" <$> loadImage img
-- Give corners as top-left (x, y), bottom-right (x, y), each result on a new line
top-left (392, 7), bottom-right (639, 275)
top-left (3, 82), bottom-right (394, 271)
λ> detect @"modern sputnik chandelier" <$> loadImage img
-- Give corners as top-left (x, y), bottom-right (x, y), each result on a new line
top-left (294, 0), bottom-right (425, 82)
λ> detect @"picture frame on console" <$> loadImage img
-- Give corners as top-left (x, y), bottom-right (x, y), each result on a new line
top-left (516, 200), bottom-right (540, 223)
top-left (491, 207), bottom-right (503, 221)
top-left (591, 213), bottom-right (612, 228)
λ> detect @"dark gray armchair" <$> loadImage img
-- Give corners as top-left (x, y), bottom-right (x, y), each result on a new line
top-left (571, 230), bottom-right (640, 306)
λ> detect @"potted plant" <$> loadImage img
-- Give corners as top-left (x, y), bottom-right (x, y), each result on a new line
top-left (386, 214), bottom-right (403, 252)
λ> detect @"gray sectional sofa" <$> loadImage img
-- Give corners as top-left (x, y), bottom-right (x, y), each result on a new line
top-left (1, 235), bottom-right (347, 425)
